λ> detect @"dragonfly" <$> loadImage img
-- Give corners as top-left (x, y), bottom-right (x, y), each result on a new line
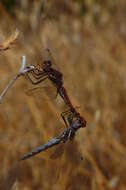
top-left (25, 48), bottom-right (86, 128)
top-left (20, 109), bottom-right (85, 161)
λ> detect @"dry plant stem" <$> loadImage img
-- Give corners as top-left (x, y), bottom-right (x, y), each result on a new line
top-left (0, 75), bottom-right (19, 102)
top-left (0, 29), bottom-right (19, 51)
top-left (0, 56), bottom-right (34, 102)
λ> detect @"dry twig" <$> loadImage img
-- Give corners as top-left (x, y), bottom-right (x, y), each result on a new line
top-left (0, 56), bottom-right (34, 102)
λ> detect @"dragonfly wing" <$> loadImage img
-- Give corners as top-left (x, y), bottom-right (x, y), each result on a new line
top-left (49, 143), bottom-right (64, 159)
top-left (47, 142), bottom-right (65, 184)
top-left (26, 84), bottom-right (57, 100)
top-left (42, 48), bottom-right (61, 71)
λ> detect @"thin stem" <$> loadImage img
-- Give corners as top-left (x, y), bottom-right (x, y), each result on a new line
top-left (0, 55), bottom-right (34, 103)
top-left (0, 74), bottom-right (19, 102)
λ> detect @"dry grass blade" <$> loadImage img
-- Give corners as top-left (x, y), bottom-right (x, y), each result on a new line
top-left (0, 163), bottom-right (19, 190)
top-left (0, 29), bottom-right (19, 51)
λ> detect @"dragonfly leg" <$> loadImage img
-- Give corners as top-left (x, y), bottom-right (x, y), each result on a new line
top-left (25, 73), bottom-right (48, 85)
top-left (61, 112), bottom-right (69, 127)
top-left (32, 68), bottom-right (43, 75)
top-left (30, 70), bottom-right (46, 79)
top-left (61, 109), bottom-right (72, 116)
top-left (68, 129), bottom-right (72, 139)
top-left (61, 110), bottom-right (73, 128)
top-left (62, 109), bottom-right (80, 119)
top-left (69, 128), bottom-right (75, 140)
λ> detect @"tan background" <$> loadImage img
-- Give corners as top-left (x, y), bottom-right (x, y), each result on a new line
top-left (0, 1), bottom-right (126, 190)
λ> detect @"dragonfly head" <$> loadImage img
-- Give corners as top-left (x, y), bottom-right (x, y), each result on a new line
top-left (71, 115), bottom-right (87, 130)
top-left (43, 60), bottom-right (52, 71)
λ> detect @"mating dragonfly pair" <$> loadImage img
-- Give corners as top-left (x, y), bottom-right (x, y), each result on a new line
top-left (0, 48), bottom-right (87, 160)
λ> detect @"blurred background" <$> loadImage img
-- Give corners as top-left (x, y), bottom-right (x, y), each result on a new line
top-left (0, 0), bottom-right (126, 190)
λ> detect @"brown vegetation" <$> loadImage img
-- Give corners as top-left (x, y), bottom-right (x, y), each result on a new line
top-left (0, 1), bottom-right (126, 190)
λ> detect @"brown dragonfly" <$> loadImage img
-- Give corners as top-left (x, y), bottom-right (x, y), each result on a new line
top-left (25, 48), bottom-right (86, 128)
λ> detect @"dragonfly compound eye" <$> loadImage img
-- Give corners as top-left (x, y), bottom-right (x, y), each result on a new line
top-left (43, 60), bottom-right (52, 67)
top-left (72, 118), bottom-right (82, 130)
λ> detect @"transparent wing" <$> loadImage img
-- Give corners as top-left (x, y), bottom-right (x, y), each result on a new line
top-left (42, 143), bottom-right (65, 183)
top-left (25, 84), bottom-right (58, 100)
top-left (49, 143), bottom-right (65, 159)
top-left (42, 48), bottom-right (61, 71)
